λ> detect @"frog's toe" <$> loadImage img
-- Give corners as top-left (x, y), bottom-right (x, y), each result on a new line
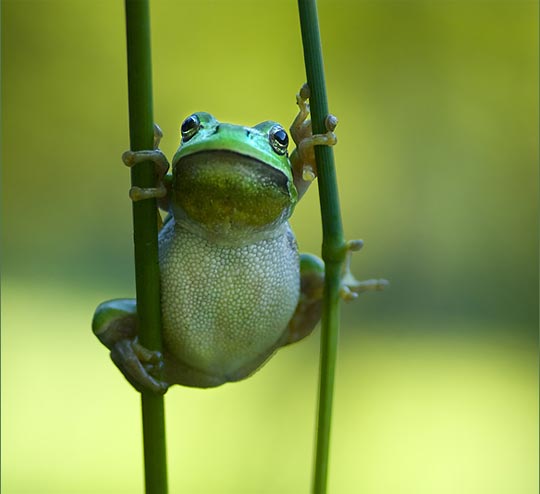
top-left (325, 114), bottom-right (338, 132)
top-left (129, 184), bottom-right (167, 202)
top-left (133, 340), bottom-right (163, 364)
top-left (121, 149), bottom-right (169, 170)
top-left (296, 83), bottom-right (311, 113)
top-left (133, 340), bottom-right (165, 377)
top-left (153, 123), bottom-right (163, 149)
top-left (144, 362), bottom-right (164, 376)
top-left (110, 339), bottom-right (169, 394)
top-left (340, 277), bottom-right (389, 301)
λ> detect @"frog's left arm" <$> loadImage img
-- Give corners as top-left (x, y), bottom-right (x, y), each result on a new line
top-left (284, 84), bottom-right (387, 344)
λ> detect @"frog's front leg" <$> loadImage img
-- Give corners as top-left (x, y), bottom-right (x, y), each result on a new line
top-left (289, 83), bottom-right (338, 199)
top-left (92, 299), bottom-right (169, 394)
top-left (122, 124), bottom-right (171, 204)
top-left (284, 243), bottom-right (388, 345)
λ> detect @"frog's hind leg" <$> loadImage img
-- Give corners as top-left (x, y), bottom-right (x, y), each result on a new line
top-left (285, 253), bottom-right (325, 345)
top-left (284, 245), bottom-right (388, 345)
top-left (92, 298), bottom-right (169, 394)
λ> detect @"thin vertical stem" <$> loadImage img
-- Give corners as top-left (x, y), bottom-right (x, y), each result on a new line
top-left (124, 1), bottom-right (168, 493)
top-left (297, 1), bottom-right (346, 493)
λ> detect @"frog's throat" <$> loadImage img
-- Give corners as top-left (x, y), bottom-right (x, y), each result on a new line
top-left (171, 150), bottom-right (296, 246)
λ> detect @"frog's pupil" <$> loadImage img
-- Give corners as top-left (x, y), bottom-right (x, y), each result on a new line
top-left (182, 116), bottom-right (197, 133)
top-left (181, 115), bottom-right (201, 141)
top-left (274, 129), bottom-right (288, 146)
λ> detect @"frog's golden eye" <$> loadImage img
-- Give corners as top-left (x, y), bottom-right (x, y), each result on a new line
top-left (269, 125), bottom-right (289, 155)
top-left (181, 114), bottom-right (201, 142)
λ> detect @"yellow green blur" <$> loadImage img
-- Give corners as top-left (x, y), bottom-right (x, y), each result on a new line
top-left (2, 1), bottom-right (537, 493)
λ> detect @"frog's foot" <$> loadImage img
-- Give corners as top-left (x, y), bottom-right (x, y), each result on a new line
top-left (339, 240), bottom-right (389, 301)
top-left (110, 338), bottom-right (169, 395)
top-left (122, 124), bottom-right (170, 202)
top-left (92, 299), bottom-right (169, 394)
top-left (289, 83), bottom-right (338, 198)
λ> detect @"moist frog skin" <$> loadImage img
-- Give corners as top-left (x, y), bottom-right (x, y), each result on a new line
top-left (92, 84), bottom-right (387, 393)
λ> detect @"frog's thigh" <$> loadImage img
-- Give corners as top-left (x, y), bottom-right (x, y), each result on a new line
top-left (284, 253), bottom-right (325, 345)
top-left (92, 298), bottom-right (138, 348)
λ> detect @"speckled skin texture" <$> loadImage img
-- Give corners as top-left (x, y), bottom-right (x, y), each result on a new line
top-left (158, 218), bottom-right (300, 387)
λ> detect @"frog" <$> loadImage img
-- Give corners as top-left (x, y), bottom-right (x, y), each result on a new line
top-left (92, 84), bottom-right (387, 394)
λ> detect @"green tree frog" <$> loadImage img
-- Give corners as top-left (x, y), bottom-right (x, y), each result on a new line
top-left (92, 84), bottom-right (386, 394)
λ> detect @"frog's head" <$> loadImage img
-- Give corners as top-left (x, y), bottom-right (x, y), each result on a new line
top-left (171, 112), bottom-right (298, 243)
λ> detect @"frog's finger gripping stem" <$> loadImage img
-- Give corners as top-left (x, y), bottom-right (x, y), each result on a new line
top-left (297, 114), bottom-right (337, 182)
top-left (290, 83), bottom-right (338, 198)
top-left (122, 124), bottom-right (170, 202)
top-left (339, 240), bottom-right (389, 301)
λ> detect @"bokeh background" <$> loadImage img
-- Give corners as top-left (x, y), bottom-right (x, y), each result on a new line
top-left (2, 1), bottom-right (538, 493)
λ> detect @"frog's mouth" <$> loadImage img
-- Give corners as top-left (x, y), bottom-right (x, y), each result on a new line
top-left (172, 150), bottom-right (294, 239)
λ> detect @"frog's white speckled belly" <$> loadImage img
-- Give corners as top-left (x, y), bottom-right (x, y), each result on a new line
top-left (158, 220), bottom-right (300, 380)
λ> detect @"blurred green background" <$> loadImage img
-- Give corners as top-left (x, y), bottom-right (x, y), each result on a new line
top-left (2, 1), bottom-right (538, 493)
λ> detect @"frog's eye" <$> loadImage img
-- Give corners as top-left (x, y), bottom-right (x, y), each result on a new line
top-left (269, 125), bottom-right (289, 155)
top-left (181, 114), bottom-right (201, 142)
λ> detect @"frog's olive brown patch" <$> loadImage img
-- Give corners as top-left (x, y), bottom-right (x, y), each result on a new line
top-left (173, 151), bottom-right (292, 230)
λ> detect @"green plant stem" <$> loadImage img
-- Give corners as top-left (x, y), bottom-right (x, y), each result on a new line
top-left (124, 1), bottom-right (168, 493)
top-left (297, 1), bottom-right (346, 493)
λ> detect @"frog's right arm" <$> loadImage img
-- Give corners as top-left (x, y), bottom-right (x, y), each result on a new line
top-left (121, 124), bottom-right (172, 207)
top-left (289, 84), bottom-right (338, 200)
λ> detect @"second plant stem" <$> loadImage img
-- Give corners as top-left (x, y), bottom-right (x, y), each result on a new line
top-left (297, 1), bottom-right (347, 493)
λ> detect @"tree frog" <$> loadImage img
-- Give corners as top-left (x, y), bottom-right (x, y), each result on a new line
top-left (92, 84), bottom-right (386, 394)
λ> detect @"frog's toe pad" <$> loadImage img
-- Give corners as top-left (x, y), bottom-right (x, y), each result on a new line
top-left (122, 150), bottom-right (136, 167)
top-left (325, 114), bottom-right (338, 132)
top-left (302, 165), bottom-right (316, 182)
